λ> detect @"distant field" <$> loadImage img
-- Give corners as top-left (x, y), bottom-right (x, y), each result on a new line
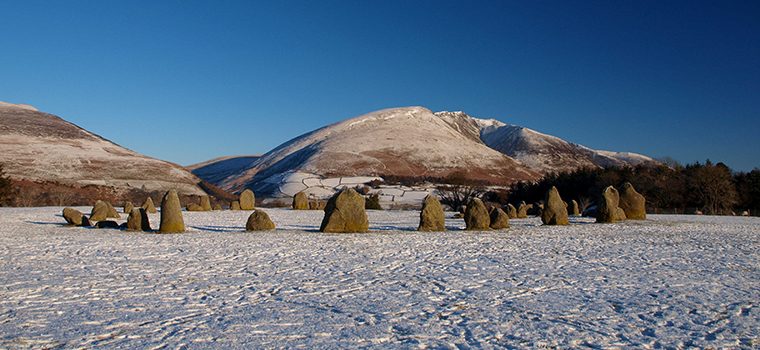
top-left (0, 208), bottom-right (757, 348)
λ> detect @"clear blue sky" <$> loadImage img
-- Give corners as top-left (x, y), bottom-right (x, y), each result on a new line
top-left (1, 0), bottom-right (758, 170)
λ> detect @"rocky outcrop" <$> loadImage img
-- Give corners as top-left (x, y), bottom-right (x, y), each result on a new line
top-left (319, 188), bottom-right (369, 233)
top-left (619, 182), bottom-right (646, 220)
top-left (245, 210), bottom-right (276, 231)
top-left (541, 186), bottom-right (569, 225)
top-left (159, 190), bottom-right (185, 233)
top-left (464, 198), bottom-right (490, 230)
top-left (418, 195), bottom-right (445, 232)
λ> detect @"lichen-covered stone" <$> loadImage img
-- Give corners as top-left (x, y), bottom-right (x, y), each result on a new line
top-left (489, 207), bottom-right (510, 229)
top-left (245, 210), bottom-right (276, 231)
top-left (597, 186), bottom-right (625, 223)
top-left (319, 188), bottom-right (369, 233)
top-left (231, 201), bottom-right (241, 210)
top-left (90, 200), bottom-right (110, 222)
top-left (541, 186), bottom-right (569, 225)
top-left (464, 198), bottom-right (490, 231)
top-left (63, 207), bottom-right (90, 226)
top-left (106, 202), bottom-right (120, 219)
top-left (619, 182), bottom-right (646, 220)
top-left (142, 197), bottom-right (157, 214)
top-left (418, 195), bottom-right (445, 232)
top-left (127, 208), bottom-right (151, 231)
top-left (293, 192), bottom-right (309, 210)
top-left (159, 189), bottom-right (185, 233)
top-left (239, 189), bottom-right (255, 210)
top-left (123, 201), bottom-right (134, 214)
top-left (517, 201), bottom-right (529, 218)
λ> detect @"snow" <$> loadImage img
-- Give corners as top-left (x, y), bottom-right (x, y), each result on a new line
top-left (1, 207), bottom-right (758, 348)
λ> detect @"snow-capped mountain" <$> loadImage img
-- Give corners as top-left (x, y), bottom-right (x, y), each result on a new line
top-left (0, 102), bottom-right (207, 200)
top-left (186, 155), bottom-right (261, 185)
top-left (218, 107), bottom-right (540, 195)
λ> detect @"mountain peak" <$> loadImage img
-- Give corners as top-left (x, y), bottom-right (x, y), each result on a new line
top-left (0, 101), bottom-right (38, 111)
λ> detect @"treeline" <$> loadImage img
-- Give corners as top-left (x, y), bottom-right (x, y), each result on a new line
top-left (498, 161), bottom-right (759, 216)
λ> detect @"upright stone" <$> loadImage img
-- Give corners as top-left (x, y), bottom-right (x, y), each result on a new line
top-left (127, 208), bottom-right (151, 231)
top-left (245, 210), bottom-right (276, 231)
top-left (541, 186), bottom-right (569, 225)
top-left (597, 186), bottom-right (625, 223)
top-left (619, 182), bottom-right (646, 220)
top-left (90, 200), bottom-right (110, 222)
top-left (142, 197), bottom-right (157, 214)
top-left (569, 200), bottom-right (580, 216)
top-left (200, 195), bottom-right (212, 211)
top-left (213, 203), bottom-right (222, 210)
top-left (489, 207), bottom-right (510, 229)
top-left (124, 201), bottom-right (134, 214)
top-left (293, 192), bottom-right (309, 210)
top-left (319, 188), bottom-right (369, 233)
top-left (159, 189), bottom-right (185, 233)
top-left (418, 195), bottom-right (445, 231)
top-left (63, 207), bottom-right (90, 226)
top-left (505, 203), bottom-right (518, 219)
top-left (517, 201), bottom-right (529, 218)
top-left (187, 203), bottom-right (204, 211)
top-left (464, 198), bottom-right (490, 230)
top-left (106, 202), bottom-right (120, 219)
top-left (365, 193), bottom-right (382, 210)
top-left (231, 200), bottom-right (241, 210)
top-left (239, 189), bottom-right (255, 210)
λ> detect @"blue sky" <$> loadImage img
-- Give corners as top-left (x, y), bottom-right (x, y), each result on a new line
top-left (1, 0), bottom-right (758, 170)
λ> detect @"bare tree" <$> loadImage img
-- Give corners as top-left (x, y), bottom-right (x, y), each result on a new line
top-left (436, 171), bottom-right (486, 212)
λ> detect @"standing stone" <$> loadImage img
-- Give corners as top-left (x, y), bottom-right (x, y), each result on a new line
top-left (541, 186), bottom-right (569, 225)
top-left (597, 186), bottom-right (625, 223)
top-left (365, 193), bottom-right (382, 210)
top-left (619, 182), bottom-right (646, 220)
top-left (505, 203), bottom-right (518, 219)
top-left (231, 200), bottom-right (241, 210)
top-left (106, 202), bottom-right (120, 219)
top-left (159, 189), bottom-right (185, 233)
top-left (90, 200), bottom-right (110, 222)
top-left (418, 195), bottom-right (445, 231)
top-left (517, 201), bottom-right (529, 218)
top-left (489, 207), bottom-right (510, 229)
top-left (142, 197), bottom-right (157, 214)
top-left (245, 210), bottom-right (276, 231)
top-left (319, 188), bottom-right (369, 233)
top-left (213, 203), bottom-right (222, 211)
top-left (200, 195), bottom-right (212, 211)
top-left (127, 208), bottom-right (151, 231)
top-left (293, 192), bottom-right (309, 210)
top-left (187, 203), bottom-right (204, 211)
top-left (124, 201), bottom-right (134, 214)
top-left (464, 198), bottom-right (490, 230)
top-left (63, 207), bottom-right (90, 226)
top-left (569, 200), bottom-right (580, 216)
top-left (239, 189), bottom-right (255, 210)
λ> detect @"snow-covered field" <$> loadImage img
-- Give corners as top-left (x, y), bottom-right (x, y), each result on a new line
top-left (1, 207), bottom-right (758, 348)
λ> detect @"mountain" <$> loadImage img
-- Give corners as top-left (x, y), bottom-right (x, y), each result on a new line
top-left (0, 102), bottom-right (207, 205)
top-left (186, 155), bottom-right (261, 185)
top-left (218, 107), bottom-right (540, 195)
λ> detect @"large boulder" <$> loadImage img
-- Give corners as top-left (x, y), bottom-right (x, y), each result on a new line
top-left (569, 200), bottom-right (580, 216)
top-left (142, 197), bottom-right (157, 214)
top-left (231, 200), bottom-right (241, 210)
top-left (239, 189), bottom-right (255, 210)
top-left (489, 207), bottom-right (510, 229)
top-left (127, 208), bottom-right (151, 231)
top-left (517, 201), bottom-right (529, 218)
top-left (464, 198), bottom-right (490, 230)
top-left (123, 201), bottom-right (134, 214)
top-left (418, 195), bottom-right (445, 232)
top-left (505, 203), bottom-right (517, 219)
top-left (200, 195), bottom-right (212, 211)
top-left (541, 186), bottom-right (569, 225)
top-left (62, 207), bottom-right (90, 227)
top-left (159, 189), bottom-right (185, 233)
top-left (597, 186), bottom-right (626, 223)
top-left (619, 182), bottom-right (646, 220)
top-left (245, 210), bottom-right (276, 231)
top-left (90, 200), bottom-right (110, 222)
top-left (292, 192), bottom-right (309, 210)
top-left (319, 188), bottom-right (369, 233)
